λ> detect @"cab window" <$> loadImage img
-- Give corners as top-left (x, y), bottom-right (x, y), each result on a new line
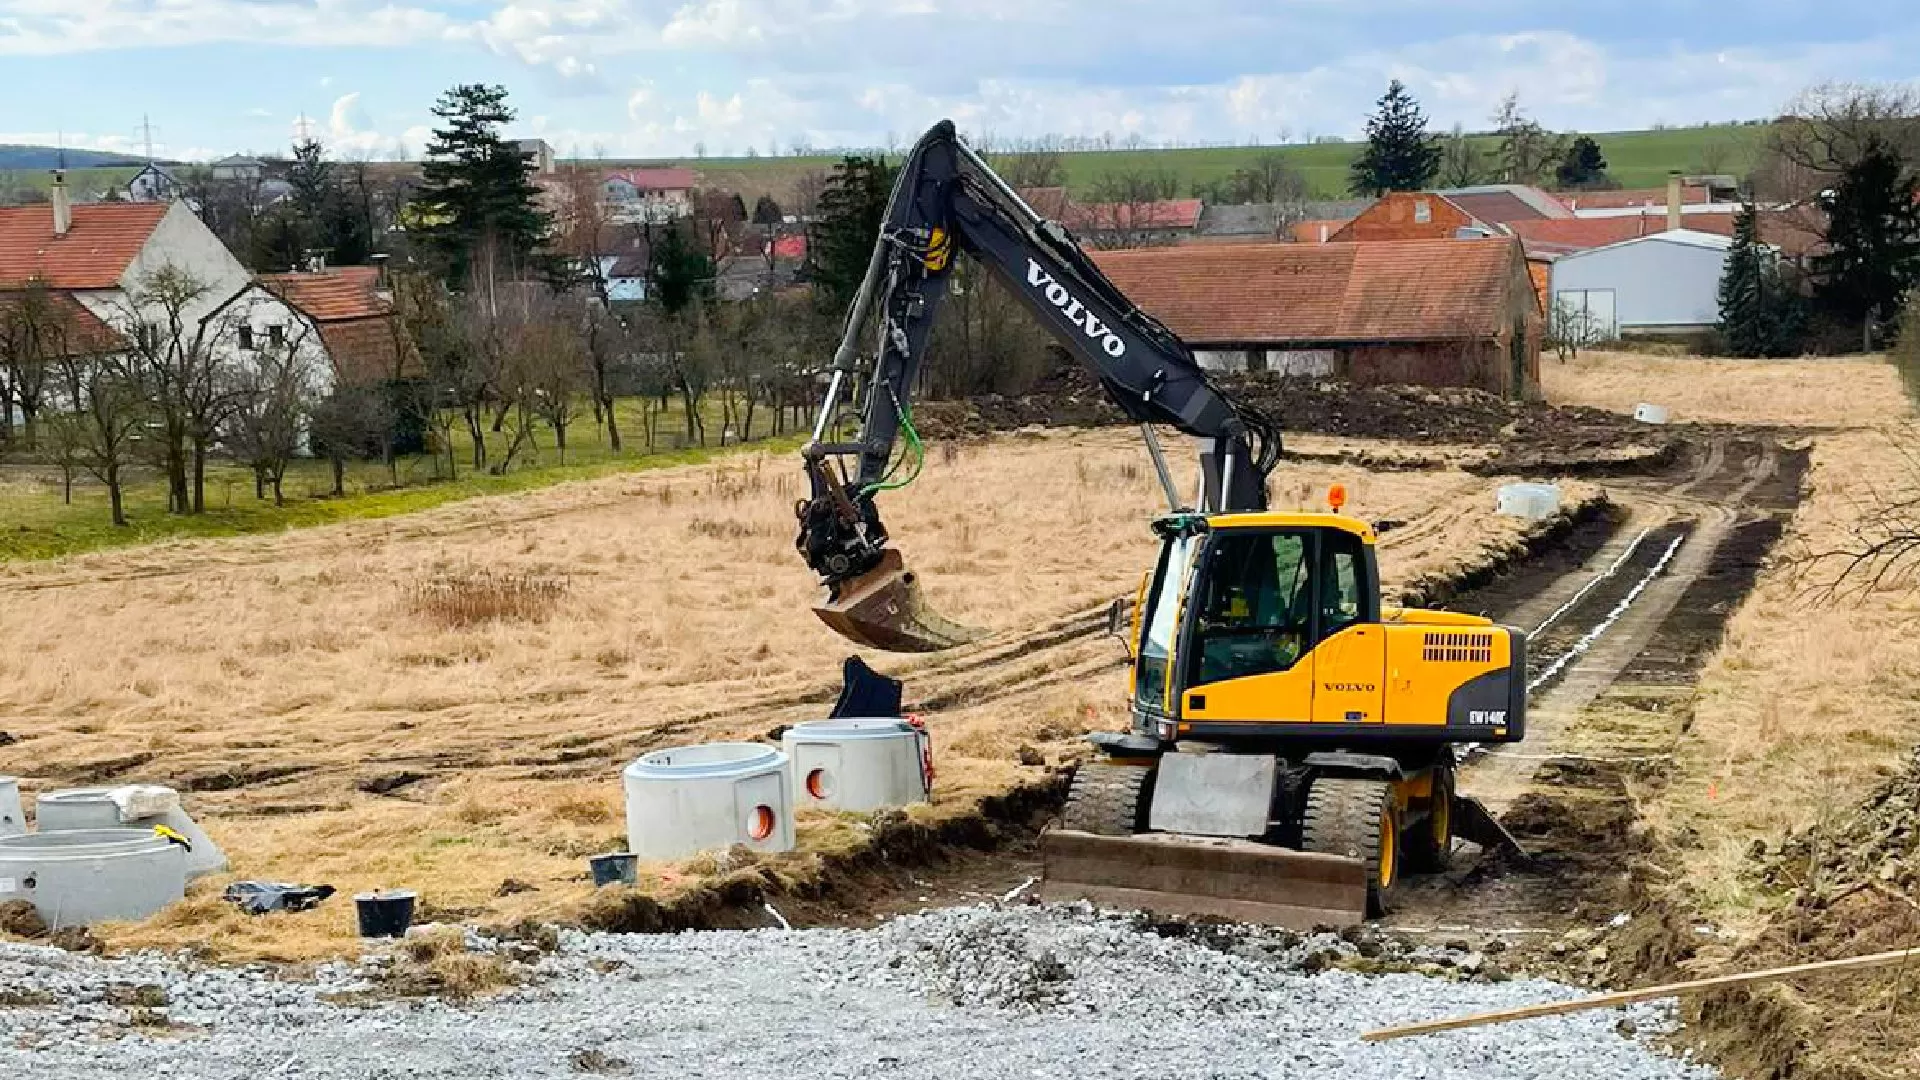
top-left (1188, 531), bottom-right (1312, 685)
top-left (1132, 532), bottom-right (1197, 714)
top-left (1321, 530), bottom-right (1365, 637)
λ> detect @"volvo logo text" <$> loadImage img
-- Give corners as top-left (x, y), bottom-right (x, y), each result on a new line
top-left (1026, 260), bottom-right (1127, 358)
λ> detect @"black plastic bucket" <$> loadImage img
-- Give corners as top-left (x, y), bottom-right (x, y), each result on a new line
top-left (354, 889), bottom-right (417, 938)
top-left (589, 852), bottom-right (638, 888)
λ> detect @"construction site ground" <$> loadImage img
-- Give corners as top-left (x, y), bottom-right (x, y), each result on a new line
top-left (2, 350), bottom-right (1916, 1078)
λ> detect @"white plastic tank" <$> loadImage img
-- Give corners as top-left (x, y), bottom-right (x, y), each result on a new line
top-left (623, 743), bottom-right (794, 861)
top-left (0, 829), bottom-right (187, 927)
top-left (36, 786), bottom-right (228, 880)
top-left (783, 719), bottom-right (932, 813)
top-left (1496, 482), bottom-right (1563, 521)
top-left (0, 777), bottom-right (22, 839)
top-left (1634, 403), bottom-right (1670, 424)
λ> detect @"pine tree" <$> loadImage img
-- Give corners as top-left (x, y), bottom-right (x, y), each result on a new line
top-left (409, 84), bottom-right (551, 285)
top-left (1813, 134), bottom-right (1920, 350)
top-left (1717, 203), bottom-right (1804, 357)
top-left (649, 224), bottom-right (714, 317)
top-left (1554, 136), bottom-right (1610, 190)
top-left (807, 155), bottom-right (897, 310)
top-left (751, 194), bottom-right (785, 225)
top-left (1349, 81), bottom-right (1442, 196)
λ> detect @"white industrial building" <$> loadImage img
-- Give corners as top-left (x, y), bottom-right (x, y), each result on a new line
top-left (1549, 229), bottom-right (1734, 339)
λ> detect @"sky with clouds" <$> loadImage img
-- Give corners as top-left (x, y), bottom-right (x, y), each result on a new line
top-left (1, 1), bottom-right (1916, 163)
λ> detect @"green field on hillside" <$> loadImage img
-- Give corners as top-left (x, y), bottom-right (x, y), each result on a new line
top-left (0, 165), bottom-right (143, 199)
top-left (659, 123), bottom-right (1773, 204)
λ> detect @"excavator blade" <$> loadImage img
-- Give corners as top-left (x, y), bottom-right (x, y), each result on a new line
top-left (1040, 830), bottom-right (1370, 929)
top-left (813, 549), bottom-right (986, 653)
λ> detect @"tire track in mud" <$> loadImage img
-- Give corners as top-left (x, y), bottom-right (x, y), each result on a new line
top-left (1389, 435), bottom-right (1806, 939)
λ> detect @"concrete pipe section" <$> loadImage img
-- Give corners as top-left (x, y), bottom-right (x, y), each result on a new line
top-left (0, 777), bottom-right (22, 840)
top-left (36, 786), bottom-right (228, 880)
top-left (624, 743), bottom-right (794, 861)
top-left (0, 829), bottom-right (187, 928)
top-left (784, 719), bottom-right (933, 813)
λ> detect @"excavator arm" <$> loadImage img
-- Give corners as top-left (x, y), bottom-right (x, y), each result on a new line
top-left (797, 119), bottom-right (1281, 652)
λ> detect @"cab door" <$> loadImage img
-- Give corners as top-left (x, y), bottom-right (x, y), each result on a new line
top-left (1177, 529), bottom-right (1316, 724)
top-left (1310, 529), bottom-right (1386, 724)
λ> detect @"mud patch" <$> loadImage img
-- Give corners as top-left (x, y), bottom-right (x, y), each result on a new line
top-left (578, 778), bottom-right (1067, 934)
top-left (1399, 495), bottom-right (1619, 610)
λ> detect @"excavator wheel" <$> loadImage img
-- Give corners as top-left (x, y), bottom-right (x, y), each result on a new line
top-left (1302, 778), bottom-right (1400, 918)
top-left (1060, 762), bottom-right (1156, 836)
top-left (1403, 760), bottom-right (1455, 875)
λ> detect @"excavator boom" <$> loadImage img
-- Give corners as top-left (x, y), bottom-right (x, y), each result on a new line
top-left (794, 119), bottom-right (1277, 652)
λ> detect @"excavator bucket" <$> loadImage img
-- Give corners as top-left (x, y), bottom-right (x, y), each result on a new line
top-left (812, 549), bottom-right (986, 653)
top-left (1039, 830), bottom-right (1370, 929)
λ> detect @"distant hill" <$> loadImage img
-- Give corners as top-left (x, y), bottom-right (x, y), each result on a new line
top-left (0, 144), bottom-right (153, 171)
top-left (624, 122), bottom-right (1774, 206)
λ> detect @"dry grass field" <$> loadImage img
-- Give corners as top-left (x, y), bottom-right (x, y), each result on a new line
top-left (0, 427), bottom-right (1581, 959)
top-left (1542, 350), bottom-right (1907, 428)
top-left (1547, 351), bottom-right (1920, 931)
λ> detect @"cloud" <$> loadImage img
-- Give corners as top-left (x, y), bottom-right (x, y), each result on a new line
top-left (318, 92), bottom-right (425, 159)
top-left (0, 0), bottom-right (458, 54)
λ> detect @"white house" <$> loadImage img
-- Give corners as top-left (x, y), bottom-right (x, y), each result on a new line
top-left (602, 167), bottom-right (697, 223)
top-left (209, 155), bottom-right (266, 182)
top-left (125, 163), bottom-right (181, 203)
top-left (0, 179), bottom-right (330, 388)
top-left (1549, 229), bottom-right (1735, 339)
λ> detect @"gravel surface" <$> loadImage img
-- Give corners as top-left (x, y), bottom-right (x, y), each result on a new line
top-left (0, 903), bottom-right (1717, 1079)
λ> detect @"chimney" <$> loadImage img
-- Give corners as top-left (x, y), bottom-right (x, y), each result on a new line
top-left (371, 253), bottom-right (392, 297)
top-left (1318, 223), bottom-right (1329, 243)
top-left (1666, 171), bottom-right (1683, 233)
top-left (50, 170), bottom-right (72, 237)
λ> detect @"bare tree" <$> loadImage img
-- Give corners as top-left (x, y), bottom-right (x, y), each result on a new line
top-left (0, 283), bottom-right (62, 450)
top-left (1082, 167), bottom-right (1183, 249)
top-left (111, 267), bottom-right (238, 515)
top-left (790, 169), bottom-right (830, 220)
top-left (224, 321), bottom-right (323, 505)
top-left (47, 335), bottom-right (146, 526)
top-left (1491, 93), bottom-right (1565, 186)
top-left (309, 383), bottom-right (392, 496)
top-left (1437, 124), bottom-right (1490, 188)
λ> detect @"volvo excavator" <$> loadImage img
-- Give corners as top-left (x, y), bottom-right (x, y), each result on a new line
top-left (795, 120), bottom-right (1527, 926)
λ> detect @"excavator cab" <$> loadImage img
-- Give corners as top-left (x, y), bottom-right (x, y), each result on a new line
top-left (1042, 511), bottom-right (1528, 927)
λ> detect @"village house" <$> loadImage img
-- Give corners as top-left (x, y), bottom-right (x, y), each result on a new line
top-left (259, 260), bottom-right (417, 385)
top-left (125, 163), bottom-right (181, 203)
top-left (602, 167), bottom-right (698, 223)
top-left (0, 177), bottom-right (330, 385)
top-left (1093, 236), bottom-right (1542, 399)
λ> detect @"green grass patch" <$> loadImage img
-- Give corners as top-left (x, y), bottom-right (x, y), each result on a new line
top-left (638, 123), bottom-right (1773, 202)
top-left (0, 397), bottom-right (808, 563)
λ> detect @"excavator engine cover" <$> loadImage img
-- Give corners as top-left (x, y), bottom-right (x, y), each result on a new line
top-left (813, 549), bottom-right (984, 653)
top-left (1040, 831), bottom-right (1369, 929)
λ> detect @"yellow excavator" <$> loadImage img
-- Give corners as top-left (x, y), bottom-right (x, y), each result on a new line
top-left (795, 120), bottom-right (1527, 926)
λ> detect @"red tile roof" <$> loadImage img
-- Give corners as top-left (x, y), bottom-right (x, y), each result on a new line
top-left (607, 168), bottom-right (698, 191)
top-left (0, 203), bottom-right (169, 290)
top-left (0, 289), bottom-right (126, 355)
top-left (258, 266), bottom-right (387, 322)
top-left (1018, 187), bottom-right (1071, 219)
top-left (1512, 211), bottom-right (1823, 259)
top-left (1443, 190), bottom-right (1550, 224)
top-left (1093, 237), bottom-right (1524, 344)
top-left (1066, 198), bottom-right (1204, 232)
top-left (1560, 185), bottom-right (1710, 211)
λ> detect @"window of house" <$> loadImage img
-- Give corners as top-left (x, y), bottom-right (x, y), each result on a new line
top-left (268, 325), bottom-right (285, 347)
top-left (1414, 198), bottom-right (1432, 224)
top-left (236, 326), bottom-right (255, 351)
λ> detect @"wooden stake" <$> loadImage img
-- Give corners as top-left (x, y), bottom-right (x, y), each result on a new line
top-left (1361, 946), bottom-right (1920, 1042)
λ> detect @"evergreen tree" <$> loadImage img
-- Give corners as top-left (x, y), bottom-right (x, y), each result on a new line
top-left (751, 194), bottom-right (785, 225)
top-left (1348, 81), bottom-right (1442, 196)
top-left (1717, 203), bottom-right (1805, 357)
top-left (1813, 134), bottom-right (1920, 350)
top-left (1554, 135), bottom-right (1611, 190)
top-left (649, 224), bottom-right (714, 317)
top-left (409, 84), bottom-right (551, 285)
top-left (807, 155), bottom-right (897, 310)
